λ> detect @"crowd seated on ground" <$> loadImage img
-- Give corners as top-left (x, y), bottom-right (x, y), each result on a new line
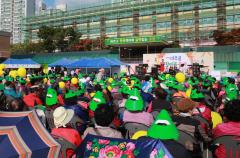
top-left (1, 66), bottom-right (240, 158)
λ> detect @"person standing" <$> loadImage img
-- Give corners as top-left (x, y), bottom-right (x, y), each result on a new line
top-left (96, 68), bottom-right (105, 82)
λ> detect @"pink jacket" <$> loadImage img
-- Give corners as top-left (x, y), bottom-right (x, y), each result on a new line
top-left (213, 122), bottom-right (240, 158)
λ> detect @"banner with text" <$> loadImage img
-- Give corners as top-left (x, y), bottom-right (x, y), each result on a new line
top-left (143, 52), bottom-right (214, 72)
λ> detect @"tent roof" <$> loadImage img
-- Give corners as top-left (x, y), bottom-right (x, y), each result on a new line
top-left (49, 58), bottom-right (77, 67)
top-left (67, 57), bottom-right (125, 68)
top-left (3, 58), bottom-right (40, 65)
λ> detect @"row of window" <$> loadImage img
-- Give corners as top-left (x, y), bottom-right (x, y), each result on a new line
top-left (65, 16), bottom-right (240, 34)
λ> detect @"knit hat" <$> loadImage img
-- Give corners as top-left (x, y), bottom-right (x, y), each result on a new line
top-left (175, 98), bottom-right (197, 112)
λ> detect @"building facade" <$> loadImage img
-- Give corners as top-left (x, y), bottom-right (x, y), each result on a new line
top-left (23, 0), bottom-right (240, 47)
top-left (0, 0), bottom-right (35, 44)
top-left (0, 31), bottom-right (11, 60)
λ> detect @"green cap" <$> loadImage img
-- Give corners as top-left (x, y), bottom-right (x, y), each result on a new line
top-left (190, 89), bottom-right (205, 99)
top-left (221, 77), bottom-right (229, 86)
top-left (173, 83), bottom-right (185, 91)
top-left (65, 90), bottom-right (76, 99)
top-left (78, 73), bottom-right (83, 79)
top-left (226, 84), bottom-right (238, 101)
top-left (158, 74), bottom-right (166, 81)
top-left (6, 76), bottom-right (14, 82)
top-left (147, 110), bottom-right (179, 140)
top-left (89, 91), bottom-right (106, 111)
top-left (125, 88), bottom-right (144, 112)
top-left (165, 76), bottom-right (176, 88)
top-left (18, 78), bottom-right (26, 84)
top-left (46, 88), bottom-right (58, 106)
top-left (118, 85), bottom-right (130, 95)
top-left (63, 76), bottom-right (71, 81)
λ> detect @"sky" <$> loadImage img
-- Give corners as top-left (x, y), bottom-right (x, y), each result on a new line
top-left (44, 0), bottom-right (111, 10)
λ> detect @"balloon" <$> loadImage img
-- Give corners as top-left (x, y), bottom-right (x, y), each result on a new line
top-left (43, 64), bottom-right (49, 74)
top-left (108, 78), bottom-right (113, 83)
top-left (9, 70), bottom-right (18, 78)
top-left (211, 111), bottom-right (223, 129)
top-left (71, 77), bottom-right (78, 85)
top-left (131, 130), bottom-right (147, 140)
top-left (186, 88), bottom-right (192, 98)
top-left (90, 92), bottom-right (95, 98)
top-left (165, 74), bottom-right (170, 79)
top-left (43, 78), bottom-right (48, 84)
top-left (59, 81), bottom-right (65, 89)
top-left (0, 64), bottom-right (6, 69)
top-left (0, 69), bottom-right (4, 76)
top-left (107, 85), bottom-right (112, 91)
top-left (175, 72), bottom-right (186, 83)
top-left (17, 67), bottom-right (26, 77)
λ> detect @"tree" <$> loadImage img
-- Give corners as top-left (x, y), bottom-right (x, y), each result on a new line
top-left (212, 28), bottom-right (240, 45)
top-left (38, 26), bottom-right (56, 53)
top-left (65, 27), bottom-right (82, 50)
top-left (54, 27), bottom-right (68, 52)
top-left (10, 42), bottom-right (43, 54)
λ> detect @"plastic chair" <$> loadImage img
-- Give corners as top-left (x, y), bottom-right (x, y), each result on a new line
top-left (151, 111), bottom-right (159, 119)
top-left (124, 122), bottom-right (149, 139)
top-left (212, 135), bottom-right (240, 158)
top-left (45, 109), bottom-right (55, 130)
top-left (53, 136), bottom-right (77, 158)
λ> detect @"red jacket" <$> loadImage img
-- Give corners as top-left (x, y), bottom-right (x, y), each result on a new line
top-left (23, 93), bottom-right (43, 107)
top-left (52, 128), bottom-right (82, 158)
top-left (213, 122), bottom-right (240, 158)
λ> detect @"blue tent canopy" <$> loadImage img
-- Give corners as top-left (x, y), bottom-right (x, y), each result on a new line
top-left (49, 58), bottom-right (77, 67)
top-left (3, 58), bottom-right (40, 68)
top-left (67, 58), bottom-right (92, 68)
top-left (67, 58), bottom-right (125, 68)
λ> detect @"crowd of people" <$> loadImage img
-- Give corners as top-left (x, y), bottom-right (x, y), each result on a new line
top-left (0, 66), bottom-right (240, 158)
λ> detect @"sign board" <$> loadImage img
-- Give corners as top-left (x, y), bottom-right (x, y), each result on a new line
top-left (143, 52), bottom-right (214, 73)
top-left (105, 35), bottom-right (166, 45)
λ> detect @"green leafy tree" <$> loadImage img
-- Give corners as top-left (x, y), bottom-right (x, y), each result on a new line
top-left (38, 26), bottom-right (56, 53)
top-left (54, 27), bottom-right (68, 52)
top-left (66, 27), bottom-right (82, 50)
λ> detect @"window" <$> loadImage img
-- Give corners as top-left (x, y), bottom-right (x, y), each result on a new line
top-left (199, 17), bottom-right (217, 25)
top-left (235, 14), bottom-right (240, 23)
top-left (90, 29), bottom-right (100, 34)
top-left (157, 21), bottom-right (171, 29)
top-left (120, 25), bottom-right (133, 32)
top-left (139, 9), bottom-right (153, 16)
top-left (227, 15), bottom-right (234, 23)
top-left (178, 4), bottom-right (194, 11)
top-left (156, 6), bottom-right (171, 14)
top-left (106, 27), bottom-right (117, 33)
top-left (139, 23), bottom-right (152, 30)
top-left (199, 2), bottom-right (216, 9)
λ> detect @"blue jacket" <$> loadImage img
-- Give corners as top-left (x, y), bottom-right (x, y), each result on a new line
top-left (4, 88), bottom-right (22, 98)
